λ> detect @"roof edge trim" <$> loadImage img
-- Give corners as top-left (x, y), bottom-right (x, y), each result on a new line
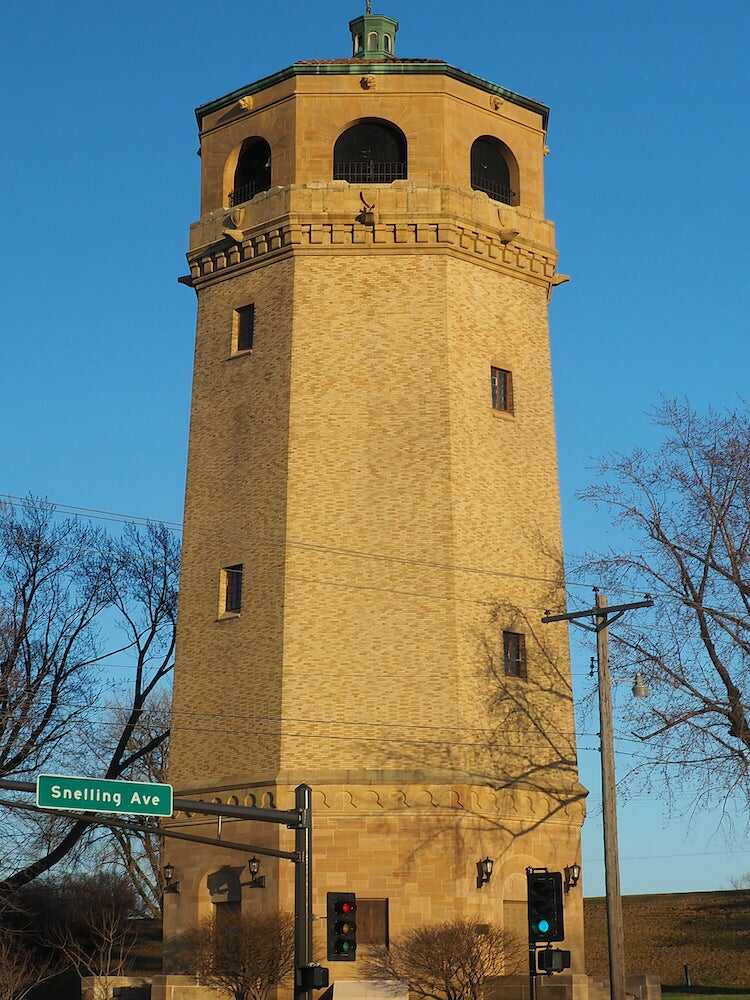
top-left (195, 61), bottom-right (550, 131)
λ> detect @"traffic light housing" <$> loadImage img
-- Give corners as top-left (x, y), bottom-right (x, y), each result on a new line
top-left (527, 870), bottom-right (564, 943)
top-left (299, 965), bottom-right (330, 990)
top-left (538, 948), bottom-right (571, 974)
top-left (327, 892), bottom-right (357, 961)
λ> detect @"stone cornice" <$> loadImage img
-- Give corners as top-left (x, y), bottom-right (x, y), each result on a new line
top-left (164, 778), bottom-right (587, 829)
top-left (186, 215), bottom-right (560, 291)
top-left (196, 60), bottom-right (549, 132)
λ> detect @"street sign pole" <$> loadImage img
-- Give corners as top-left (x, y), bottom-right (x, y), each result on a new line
top-left (295, 783), bottom-right (314, 1000)
top-left (4, 776), bottom-right (323, 998)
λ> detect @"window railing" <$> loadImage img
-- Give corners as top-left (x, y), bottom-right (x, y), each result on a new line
top-left (471, 173), bottom-right (516, 206)
top-left (333, 161), bottom-right (407, 184)
top-left (228, 181), bottom-right (269, 206)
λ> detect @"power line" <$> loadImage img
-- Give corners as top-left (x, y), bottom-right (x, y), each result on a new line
top-left (0, 493), bottom-right (618, 598)
top-left (0, 494), bottom-right (182, 532)
top-left (4, 494), bottom-right (748, 619)
top-left (31, 696), bottom-right (696, 754)
top-left (584, 847), bottom-right (750, 864)
top-left (38, 710), bottom-right (726, 766)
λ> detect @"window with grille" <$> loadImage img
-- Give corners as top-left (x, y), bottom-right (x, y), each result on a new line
top-left (470, 135), bottom-right (517, 206)
top-left (235, 305), bottom-right (255, 353)
top-left (223, 565), bottom-right (243, 614)
top-left (358, 899), bottom-right (389, 947)
top-left (230, 137), bottom-right (271, 207)
top-left (491, 367), bottom-right (513, 413)
top-left (503, 631), bottom-right (526, 678)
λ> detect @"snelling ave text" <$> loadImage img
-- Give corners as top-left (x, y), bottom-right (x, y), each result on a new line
top-left (49, 785), bottom-right (162, 809)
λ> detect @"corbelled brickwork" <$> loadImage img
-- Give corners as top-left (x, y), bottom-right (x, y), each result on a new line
top-left (166, 24), bottom-right (586, 989)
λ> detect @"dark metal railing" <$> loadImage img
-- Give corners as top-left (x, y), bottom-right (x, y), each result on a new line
top-left (229, 180), bottom-right (270, 207)
top-left (333, 161), bottom-right (407, 184)
top-left (471, 173), bottom-right (516, 206)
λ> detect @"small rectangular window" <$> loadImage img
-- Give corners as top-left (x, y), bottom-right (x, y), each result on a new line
top-left (491, 367), bottom-right (513, 413)
top-left (503, 631), bottom-right (526, 678)
top-left (358, 899), bottom-right (389, 947)
top-left (235, 305), bottom-right (255, 353)
top-left (223, 564), bottom-right (243, 614)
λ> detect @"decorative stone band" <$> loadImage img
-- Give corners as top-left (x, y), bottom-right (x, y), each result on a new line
top-left (186, 218), bottom-right (561, 291)
top-left (164, 781), bottom-right (587, 828)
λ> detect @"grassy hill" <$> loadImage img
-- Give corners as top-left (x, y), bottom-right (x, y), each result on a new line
top-left (584, 889), bottom-right (750, 988)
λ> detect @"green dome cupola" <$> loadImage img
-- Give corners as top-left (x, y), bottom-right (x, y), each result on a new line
top-left (349, 3), bottom-right (399, 59)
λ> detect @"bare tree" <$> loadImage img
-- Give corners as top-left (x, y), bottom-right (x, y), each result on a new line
top-left (362, 918), bottom-right (524, 1000)
top-left (0, 498), bottom-right (179, 888)
top-left (0, 930), bottom-right (60, 1000)
top-left (92, 694), bottom-right (171, 917)
top-left (479, 600), bottom-right (585, 825)
top-left (189, 911), bottom-right (295, 1000)
top-left (0, 500), bottom-right (108, 780)
top-left (46, 874), bottom-right (137, 1000)
top-left (729, 871), bottom-right (750, 889)
top-left (578, 400), bottom-right (750, 817)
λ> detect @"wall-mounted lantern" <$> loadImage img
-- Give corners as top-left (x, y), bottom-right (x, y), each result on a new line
top-left (242, 856), bottom-right (266, 889)
top-left (163, 863), bottom-right (180, 895)
top-left (564, 863), bottom-right (581, 893)
top-left (476, 857), bottom-right (494, 889)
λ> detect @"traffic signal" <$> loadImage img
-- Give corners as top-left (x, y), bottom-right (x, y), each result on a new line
top-left (299, 965), bottom-right (330, 990)
top-left (327, 892), bottom-right (357, 961)
top-left (538, 948), bottom-right (571, 974)
top-left (526, 869), bottom-right (564, 943)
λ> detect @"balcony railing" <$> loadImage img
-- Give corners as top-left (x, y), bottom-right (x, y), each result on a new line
top-left (471, 173), bottom-right (516, 206)
top-left (228, 181), bottom-right (269, 207)
top-left (333, 161), bottom-right (407, 184)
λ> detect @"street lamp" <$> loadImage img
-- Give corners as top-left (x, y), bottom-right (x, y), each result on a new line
top-left (632, 672), bottom-right (649, 699)
top-left (476, 857), bottom-right (494, 889)
top-left (564, 864), bottom-right (581, 893)
top-left (243, 856), bottom-right (266, 889)
top-left (162, 863), bottom-right (180, 895)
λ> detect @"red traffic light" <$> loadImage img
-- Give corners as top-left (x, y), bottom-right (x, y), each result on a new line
top-left (327, 892), bottom-right (357, 962)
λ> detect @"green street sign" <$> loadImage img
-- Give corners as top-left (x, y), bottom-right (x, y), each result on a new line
top-left (36, 774), bottom-right (173, 818)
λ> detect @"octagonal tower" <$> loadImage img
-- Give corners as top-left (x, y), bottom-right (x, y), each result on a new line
top-left (166, 7), bottom-right (585, 984)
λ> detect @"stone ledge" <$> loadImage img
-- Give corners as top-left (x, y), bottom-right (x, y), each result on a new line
top-left (187, 217), bottom-right (558, 291)
top-left (162, 778), bottom-right (587, 828)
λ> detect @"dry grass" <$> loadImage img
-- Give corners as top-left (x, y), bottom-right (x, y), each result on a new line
top-left (584, 890), bottom-right (750, 988)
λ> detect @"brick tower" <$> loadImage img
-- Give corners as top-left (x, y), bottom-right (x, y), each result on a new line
top-left (166, 6), bottom-right (586, 983)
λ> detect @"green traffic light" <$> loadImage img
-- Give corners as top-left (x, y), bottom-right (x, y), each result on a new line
top-left (537, 919), bottom-right (550, 933)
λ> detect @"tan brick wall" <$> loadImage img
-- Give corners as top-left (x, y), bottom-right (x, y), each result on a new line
top-left (170, 257), bottom-right (296, 783)
top-left (168, 58), bottom-right (585, 980)
top-left (199, 72), bottom-right (546, 216)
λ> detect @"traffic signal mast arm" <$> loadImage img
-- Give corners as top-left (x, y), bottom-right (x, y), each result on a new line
top-left (0, 794), bottom-right (300, 862)
top-left (0, 777), bottom-right (301, 827)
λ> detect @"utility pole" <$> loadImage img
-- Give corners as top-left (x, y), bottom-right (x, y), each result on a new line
top-left (542, 590), bottom-right (653, 1000)
top-left (595, 592), bottom-right (626, 1000)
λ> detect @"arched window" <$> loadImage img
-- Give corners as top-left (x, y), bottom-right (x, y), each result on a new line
top-left (383, 33), bottom-right (392, 53)
top-left (470, 136), bottom-right (517, 205)
top-left (367, 31), bottom-right (378, 50)
top-left (230, 137), bottom-right (271, 206)
top-left (353, 33), bottom-right (361, 54)
top-left (333, 120), bottom-right (407, 184)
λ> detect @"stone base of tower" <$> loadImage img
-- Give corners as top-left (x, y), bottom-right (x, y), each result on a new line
top-left (161, 776), bottom-right (587, 979)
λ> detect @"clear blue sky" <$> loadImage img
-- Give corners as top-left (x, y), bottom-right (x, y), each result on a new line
top-left (2, 0), bottom-right (749, 896)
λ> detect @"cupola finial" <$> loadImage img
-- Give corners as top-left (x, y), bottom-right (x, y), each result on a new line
top-left (365, 0), bottom-right (372, 13)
